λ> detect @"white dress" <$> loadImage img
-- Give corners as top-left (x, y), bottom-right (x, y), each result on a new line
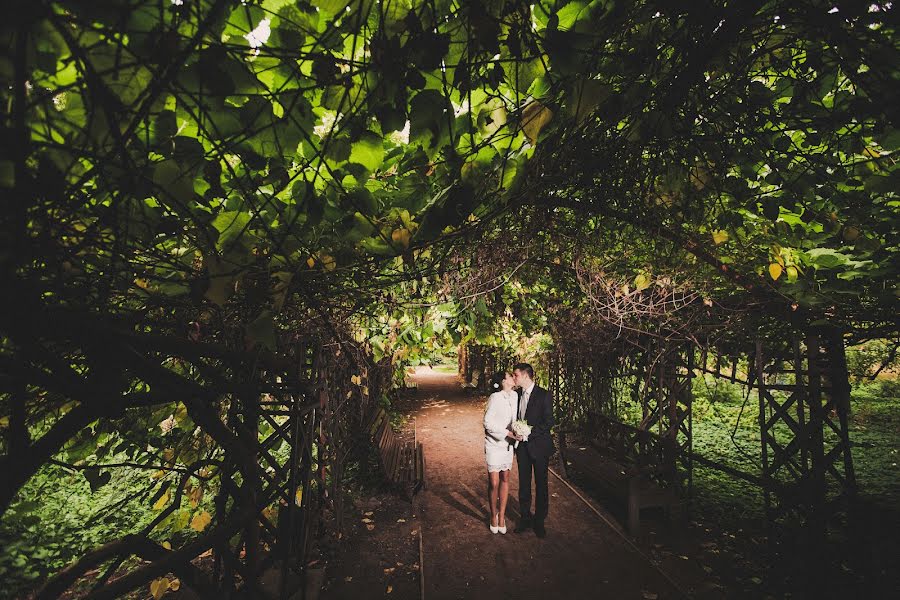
top-left (484, 390), bottom-right (516, 472)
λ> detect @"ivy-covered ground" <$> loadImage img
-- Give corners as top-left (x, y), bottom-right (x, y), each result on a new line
top-left (686, 376), bottom-right (900, 596)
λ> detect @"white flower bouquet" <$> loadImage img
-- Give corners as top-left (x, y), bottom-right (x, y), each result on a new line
top-left (511, 419), bottom-right (532, 448)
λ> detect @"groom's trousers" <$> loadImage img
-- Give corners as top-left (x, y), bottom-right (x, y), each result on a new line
top-left (517, 445), bottom-right (549, 522)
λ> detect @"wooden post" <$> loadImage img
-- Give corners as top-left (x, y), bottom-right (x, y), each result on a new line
top-left (755, 340), bottom-right (771, 518)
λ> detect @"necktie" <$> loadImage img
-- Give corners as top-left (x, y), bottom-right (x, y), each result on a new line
top-left (519, 389), bottom-right (530, 421)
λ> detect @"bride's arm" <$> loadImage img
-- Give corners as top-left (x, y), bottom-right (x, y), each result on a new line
top-left (484, 395), bottom-right (511, 442)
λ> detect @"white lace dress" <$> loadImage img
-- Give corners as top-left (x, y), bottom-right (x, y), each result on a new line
top-left (484, 390), bottom-right (516, 472)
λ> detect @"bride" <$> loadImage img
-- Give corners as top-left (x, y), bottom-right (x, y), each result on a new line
top-left (483, 370), bottom-right (517, 534)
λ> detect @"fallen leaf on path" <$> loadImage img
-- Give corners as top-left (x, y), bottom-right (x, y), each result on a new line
top-left (750, 577), bottom-right (762, 584)
top-left (361, 518), bottom-right (374, 523)
top-left (702, 565), bottom-right (713, 574)
top-left (384, 568), bottom-right (395, 575)
top-left (364, 511), bottom-right (374, 516)
top-left (397, 519), bottom-right (406, 523)
top-left (410, 529), bottom-right (418, 535)
top-left (551, 493), bottom-right (558, 498)
top-left (344, 576), bottom-right (353, 582)
top-left (387, 585), bottom-right (393, 593)
top-left (641, 592), bottom-right (658, 600)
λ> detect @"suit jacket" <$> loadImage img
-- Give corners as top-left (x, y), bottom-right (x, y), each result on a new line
top-left (516, 384), bottom-right (556, 460)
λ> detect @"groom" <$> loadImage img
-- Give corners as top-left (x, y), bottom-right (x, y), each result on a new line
top-left (511, 363), bottom-right (555, 538)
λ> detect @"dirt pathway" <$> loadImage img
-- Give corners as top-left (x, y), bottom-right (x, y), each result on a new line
top-left (411, 368), bottom-right (686, 600)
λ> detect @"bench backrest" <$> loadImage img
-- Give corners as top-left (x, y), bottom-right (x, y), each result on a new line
top-left (590, 413), bottom-right (677, 484)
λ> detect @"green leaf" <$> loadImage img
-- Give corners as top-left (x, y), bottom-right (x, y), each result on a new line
top-left (153, 160), bottom-right (195, 205)
top-left (806, 248), bottom-right (850, 268)
top-left (409, 89), bottom-right (451, 150)
top-left (212, 211), bottom-right (252, 251)
top-left (350, 131), bottom-right (385, 171)
top-left (556, 1), bottom-right (591, 31)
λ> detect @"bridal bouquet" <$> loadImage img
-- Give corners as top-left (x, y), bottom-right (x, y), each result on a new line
top-left (511, 420), bottom-right (532, 449)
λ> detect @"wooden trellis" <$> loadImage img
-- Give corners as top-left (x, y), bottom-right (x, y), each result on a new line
top-left (547, 345), bottom-right (692, 492)
top-left (753, 327), bottom-right (857, 527)
top-left (36, 334), bottom-right (385, 600)
top-left (214, 339), bottom-right (322, 598)
top-left (459, 343), bottom-right (511, 391)
top-left (639, 349), bottom-right (693, 493)
top-left (548, 325), bottom-right (857, 529)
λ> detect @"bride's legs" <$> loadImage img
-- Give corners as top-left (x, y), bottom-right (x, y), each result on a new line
top-left (498, 470), bottom-right (510, 526)
top-left (488, 470), bottom-right (500, 525)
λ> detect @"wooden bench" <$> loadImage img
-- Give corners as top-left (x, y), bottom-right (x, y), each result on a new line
top-left (559, 415), bottom-right (680, 535)
top-left (461, 369), bottom-right (482, 395)
top-left (366, 406), bottom-right (425, 499)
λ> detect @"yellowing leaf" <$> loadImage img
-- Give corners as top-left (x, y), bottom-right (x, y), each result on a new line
top-left (169, 579), bottom-right (180, 592)
top-left (521, 101), bottom-right (553, 145)
top-left (391, 228), bottom-right (411, 249)
top-left (189, 485), bottom-right (204, 508)
top-left (306, 256), bottom-right (316, 268)
top-left (634, 273), bottom-right (651, 291)
top-left (153, 492), bottom-right (170, 510)
top-left (768, 263), bottom-right (783, 281)
top-left (150, 577), bottom-right (170, 599)
top-left (295, 487), bottom-right (303, 507)
top-left (162, 541), bottom-right (172, 550)
top-left (320, 253), bottom-right (336, 271)
top-left (351, 374), bottom-right (361, 385)
top-left (190, 510), bottom-right (212, 532)
top-left (712, 230), bottom-right (728, 245)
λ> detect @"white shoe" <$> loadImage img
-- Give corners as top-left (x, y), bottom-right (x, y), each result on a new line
top-left (490, 517), bottom-right (499, 534)
top-left (498, 521), bottom-right (507, 534)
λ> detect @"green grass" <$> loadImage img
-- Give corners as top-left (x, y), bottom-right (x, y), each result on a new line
top-left (686, 375), bottom-right (900, 525)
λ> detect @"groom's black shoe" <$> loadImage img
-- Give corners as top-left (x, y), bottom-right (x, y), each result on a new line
top-left (534, 521), bottom-right (546, 538)
top-left (514, 517), bottom-right (533, 533)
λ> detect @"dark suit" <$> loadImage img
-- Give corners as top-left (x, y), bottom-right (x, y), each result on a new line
top-left (515, 384), bottom-right (555, 523)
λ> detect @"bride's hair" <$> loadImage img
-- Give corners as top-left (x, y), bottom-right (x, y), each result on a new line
top-left (489, 371), bottom-right (508, 391)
